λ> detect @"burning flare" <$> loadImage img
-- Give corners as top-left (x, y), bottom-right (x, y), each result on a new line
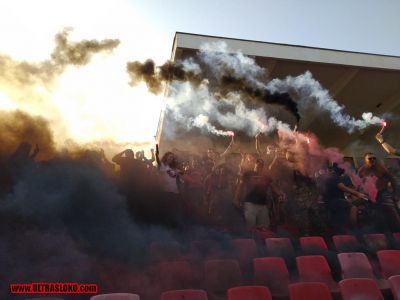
top-left (379, 120), bottom-right (387, 134)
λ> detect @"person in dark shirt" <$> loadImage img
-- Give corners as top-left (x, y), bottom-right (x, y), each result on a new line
top-left (323, 163), bottom-right (367, 232)
top-left (234, 158), bottom-right (284, 229)
top-left (136, 149), bottom-right (156, 169)
top-left (204, 163), bottom-right (237, 227)
top-left (358, 152), bottom-right (400, 231)
top-left (112, 149), bottom-right (145, 190)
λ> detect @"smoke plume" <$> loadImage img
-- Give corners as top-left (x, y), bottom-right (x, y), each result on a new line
top-left (0, 110), bottom-right (55, 159)
top-left (126, 43), bottom-right (300, 123)
top-left (128, 42), bottom-right (385, 140)
top-left (267, 71), bottom-right (383, 133)
top-left (126, 58), bottom-right (203, 94)
top-left (0, 28), bottom-right (120, 86)
top-left (162, 81), bottom-right (291, 138)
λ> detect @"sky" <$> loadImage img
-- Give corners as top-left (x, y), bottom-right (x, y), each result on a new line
top-left (132, 0), bottom-right (400, 56)
top-left (0, 0), bottom-right (399, 151)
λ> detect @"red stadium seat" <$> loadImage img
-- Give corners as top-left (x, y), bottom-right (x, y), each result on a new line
top-left (288, 282), bottom-right (333, 300)
top-left (393, 233), bottom-right (400, 249)
top-left (339, 278), bottom-right (383, 300)
top-left (363, 234), bottom-right (389, 253)
top-left (265, 237), bottom-right (295, 258)
top-left (389, 275), bottom-right (400, 300)
top-left (377, 250), bottom-right (400, 279)
top-left (253, 257), bottom-right (290, 297)
top-left (332, 235), bottom-right (359, 252)
top-left (26, 298), bottom-right (64, 300)
top-left (191, 240), bottom-right (222, 260)
top-left (296, 255), bottom-right (338, 290)
top-left (149, 241), bottom-right (183, 262)
top-left (154, 260), bottom-right (197, 290)
top-left (338, 252), bottom-right (390, 291)
top-left (205, 259), bottom-right (243, 300)
top-left (299, 236), bottom-right (328, 253)
top-left (338, 252), bottom-right (374, 279)
top-left (230, 239), bottom-right (258, 263)
top-left (90, 294), bottom-right (140, 300)
top-left (161, 289), bottom-right (208, 300)
top-left (227, 286), bottom-right (272, 300)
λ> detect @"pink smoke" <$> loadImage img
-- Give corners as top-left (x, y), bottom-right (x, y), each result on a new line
top-left (275, 128), bottom-right (378, 202)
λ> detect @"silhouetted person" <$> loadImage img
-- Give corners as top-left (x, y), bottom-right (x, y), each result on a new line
top-left (238, 152), bottom-right (257, 176)
top-left (136, 149), bottom-right (155, 169)
top-left (181, 157), bottom-right (206, 222)
top-left (322, 163), bottom-right (367, 233)
top-left (156, 147), bottom-right (181, 194)
top-left (204, 163), bottom-right (238, 229)
top-left (83, 149), bottom-right (115, 177)
top-left (112, 149), bottom-right (145, 193)
top-left (255, 132), bottom-right (278, 168)
top-left (235, 158), bottom-right (284, 229)
top-left (358, 152), bottom-right (400, 231)
top-left (289, 170), bottom-right (322, 235)
top-left (206, 134), bottom-right (235, 168)
top-left (155, 145), bottom-right (184, 227)
top-left (8, 142), bottom-right (39, 178)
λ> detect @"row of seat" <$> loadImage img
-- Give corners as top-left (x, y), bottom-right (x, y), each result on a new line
top-left (154, 250), bottom-right (400, 296)
top-left (24, 234), bottom-right (400, 300)
top-left (32, 276), bottom-right (400, 300)
top-left (150, 233), bottom-right (400, 264)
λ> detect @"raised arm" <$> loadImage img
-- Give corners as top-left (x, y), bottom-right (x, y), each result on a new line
top-left (203, 174), bottom-right (213, 214)
top-left (155, 144), bottom-right (161, 168)
top-left (221, 134), bottom-right (235, 157)
top-left (100, 149), bottom-right (114, 170)
top-left (268, 151), bottom-right (279, 171)
top-left (146, 148), bottom-right (155, 164)
top-left (234, 175), bottom-right (245, 208)
top-left (255, 133), bottom-right (263, 155)
top-left (376, 133), bottom-right (400, 156)
top-left (30, 144), bottom-right (39, 159)
top-left (112, 150), bottom-right (126, 164)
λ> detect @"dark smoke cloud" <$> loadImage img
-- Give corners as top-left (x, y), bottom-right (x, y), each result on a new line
top-left (0, 125), bottom-right (235, 299)
top-left (0, 110), bottom-right (55, 159)
top-left (126, 57), bottom-right (300, 122)
top-left (0, 155), bottom-right (181, 299)
top-left (126, 58), bottom-right (203, 94)
top-left (0, 28), bottom-right (120, 86)
top-left (51, 28), bottom-right (120, 66)
top-left (219, 74), bottom-right (300, 122)
top-left (0, 157), bottom-right (245, 300)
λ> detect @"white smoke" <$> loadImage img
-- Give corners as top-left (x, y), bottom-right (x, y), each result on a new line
top-left (164, 42), bottom-right (384, 138)
top-left (267, 71), bottom-right (382, 133)
top-left (180, 57), bottom-right (202, 76)
top-left (165, 81), bottom-right (288, 137)
top-left (199, 41), bottom-right (266, 87)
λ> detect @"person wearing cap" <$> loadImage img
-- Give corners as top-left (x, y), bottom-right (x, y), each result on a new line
top-left (376, 133), bottom-right (400, 156)
top-left (234, 158), bottom-right (284, 229)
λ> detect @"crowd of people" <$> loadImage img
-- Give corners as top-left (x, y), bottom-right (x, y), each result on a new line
top-left (1, 131), bottom-right (400, 237)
